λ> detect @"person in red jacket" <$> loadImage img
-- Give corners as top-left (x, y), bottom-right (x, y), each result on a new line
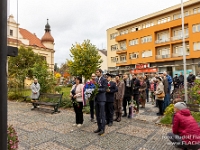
top-left (167, 102), bottom-right (200, 150)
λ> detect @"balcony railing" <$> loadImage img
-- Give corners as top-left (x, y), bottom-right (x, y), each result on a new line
top-left (116, 60), bottom-right (127, 64)
top-left (155, 38), bottom-right (170, 44)
top-left (171, 34), bottom-right (189, 41)
top-left (156, 54), bottom-right (171, 59)
top-left (172, 52), bottom-right (189, 57)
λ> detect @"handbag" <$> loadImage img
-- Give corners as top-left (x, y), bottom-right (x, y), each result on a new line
top-left (157, 92), bottom-right (165, 99)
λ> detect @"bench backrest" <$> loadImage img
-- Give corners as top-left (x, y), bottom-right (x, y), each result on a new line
top-left (39, 93), bottom-right (63, 106)
top-left (187, 104), bottom-right (200, 112)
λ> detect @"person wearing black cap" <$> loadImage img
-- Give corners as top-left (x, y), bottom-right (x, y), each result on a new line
top-left (105, 73), bottom-right (118, 126)
top-left (173, 74), bottom-right (180, 91)
top-left (94, 69), bottom-right (108, 136)
top-left (114, 74), bottom-right (124, 122)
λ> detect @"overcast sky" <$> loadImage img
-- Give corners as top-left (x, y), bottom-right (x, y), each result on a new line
top-left (9, 0), bottom-right (188, 66)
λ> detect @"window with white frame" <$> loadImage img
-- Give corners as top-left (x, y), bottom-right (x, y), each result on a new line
top-left (194, 7), bottom-right (200, 14)
top-left (142, 50), bottom-right (152, 58)
top-left (120, 55), bottom-right (126, 62)
top-left (111, 45), bottom-right (118, 51)
top-left (194, 42), bottom-right (200, 51)
top-left (111, 57), bottom-right (118, 63)
top-left (130, 53), bottom-right (139, 59)
top-left (157, 48), bottom-right (170, 55)
top-left (10, 30), bottom-right (13, 36)
top-left (173, 12), bottom-right (189, 20)
top-left (120, 29), bottom-right (128, 35)
top-left (131, 26), bottom-right (141, 32)
top-left (157, 17), bottom-right (170, 25)
top-left (119, 42), bottom-right (126, 50)
top-left (174, 45), bottom-right (189, 54)
top-left (110, 32), bottom-right (118, 40)
top-left (193, 24), bottom-right (200, 33)
top-left (141, 35), bottom-right (152, 43)
top-left (129, 39), bottom-right (138, 46)
top-left (157, 32), bottom-right (169, 41)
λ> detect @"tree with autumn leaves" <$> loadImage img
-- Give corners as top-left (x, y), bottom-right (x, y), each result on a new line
top-left (67, 40), bottom-right (102, 81)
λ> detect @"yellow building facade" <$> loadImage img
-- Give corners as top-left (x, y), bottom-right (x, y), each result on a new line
top-left (107, 0), bottom-right (200, 77)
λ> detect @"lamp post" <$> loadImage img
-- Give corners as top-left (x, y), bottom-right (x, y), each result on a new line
top-left (0, 0), bottom-right (8, 149)
top-left (181, 0), bottom-right (188, 103)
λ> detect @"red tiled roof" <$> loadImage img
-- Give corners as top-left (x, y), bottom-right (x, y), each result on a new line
top-left (19, 28), bottom-right (46, 48)
top-left (8, 38), bottom-right (23, 44)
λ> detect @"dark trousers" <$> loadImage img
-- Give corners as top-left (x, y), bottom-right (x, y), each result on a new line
top-left (95, 101), bottom-right (106, 131)
top-left (133, 94), bottom-right (139, 112)
top-left (89, 100), bottom-right (95, 119)
top-left (123, 96), bottom-right (131, 114)
top-left (146, 89), bottom-right (149, 102)
top-left (105, 102), bottom-right (114, 123)
top-left (157, 100), bottom-right (164, 115)
top-left (73, 102), bottom-right (83, 124)
top-left (167, 133), bottom-right (200, 150)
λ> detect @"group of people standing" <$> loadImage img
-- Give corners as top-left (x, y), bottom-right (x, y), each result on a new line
top-left (69, 69), bottom-right (174, 135)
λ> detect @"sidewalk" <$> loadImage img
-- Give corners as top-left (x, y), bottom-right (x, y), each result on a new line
top-left (8, 101), bottom-right (177, 150)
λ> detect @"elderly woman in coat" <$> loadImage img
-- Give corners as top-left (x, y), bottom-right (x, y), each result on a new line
top-left (139, 76), bottom-right (147, 108)
top-left (154, 77), bottom-right (164, 116)
top-left (31, 79), bottom-right (40, 102)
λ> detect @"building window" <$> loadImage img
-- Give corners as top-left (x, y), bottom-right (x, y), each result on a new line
top-left (111, 56), bottom-right (118, 63)
top-left (40, 56), bottom-right (46, 61)
top-left (119, 42), bottom-right (126, 50)
top-left (129, 39), bottom-right (138, 46)
top-left (174, 45), bottom-right (189, 54)
top-left (142, 50), bottom-right (152, 58)
top-left (120, 29), bottom-right (128, 35)
top-left (194, 7), bottom-right (200, 14)
top-left (194, 42), bottom-right (200, 51)
top-left (130, 53), bottom-right (139, 59)
top-left (131, 26), bottom-right (141, 32)
top-left (173, 12), bottom-right (189, 20)
top-left (158, 48), bottom-right (170, 55)
top-left (120, 55), bottom-right (126, 62)
top-left (193, 24), bottom-right (200, 33)
top-left (110, 32), bottom-right (118, 40)
top-left (141, 35), bottom-right (152, 43)
top-left (10, 30), bottom-right (13, 36)
top-left (157, 16), bottom-right (170, 25)
top-left (111, 45), bottom-right (118, 51)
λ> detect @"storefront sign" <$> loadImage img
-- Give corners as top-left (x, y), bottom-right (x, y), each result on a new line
top-left (135, 64), bottom-right (149, 69)
top-left (130, 68), bottom-right (157, 74)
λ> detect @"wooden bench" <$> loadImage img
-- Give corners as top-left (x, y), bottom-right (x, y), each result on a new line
top-left (187, 104), bottom-right (200, 112)
top-left (31, 93), bottom-right (63, 114)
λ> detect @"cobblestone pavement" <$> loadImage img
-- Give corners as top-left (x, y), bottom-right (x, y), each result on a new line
top-left (8, 101), bottom-right (179, 150)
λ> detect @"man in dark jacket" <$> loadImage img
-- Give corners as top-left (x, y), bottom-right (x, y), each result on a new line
top-left (178, 72), bottom-right (184, 86)
top-left (173, 74), bottom-right (180, 90)
top-left (122, 73), bottom-right (132, 117)
top-left (94, 69), bottom-right (108, 136)
top-left (105, 73), bottom-right (118, 126)
top-left (131, 74), bottom-right (141, 114)
top-left (187, 72), bottom-right (196, 84)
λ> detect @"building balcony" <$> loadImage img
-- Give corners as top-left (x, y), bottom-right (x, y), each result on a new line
top-left (156, 54), bottom-right (171, 59)
top-left (171, 34), bottom-right (189, 41)
top-left (116, 60), bottom-right (127, 64)
top-left (172, 52), bottom-right (189, 57)
top-left (155, 38), bottom-right (170, 44)
top-left (116, 47), bottom-right (127, 54)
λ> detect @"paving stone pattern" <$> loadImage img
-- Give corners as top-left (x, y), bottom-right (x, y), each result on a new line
top-left (8, 101), bottom-right (179, 150)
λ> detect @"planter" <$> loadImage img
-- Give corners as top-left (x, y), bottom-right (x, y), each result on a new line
top-left (187, 104), bottom-right (200, 112)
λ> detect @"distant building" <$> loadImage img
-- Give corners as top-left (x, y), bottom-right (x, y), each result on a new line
top-left (7, 15), bottom-right (55, 72)
top-left (98, 49), bottom-right (108, 73)
top-left (107, 0), bottom-right (200, 77)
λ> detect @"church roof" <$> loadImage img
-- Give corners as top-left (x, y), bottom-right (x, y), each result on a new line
top-left (41, 19), bottom-right (54, 43)
top-left (19, 28), bottom-right (46, 48)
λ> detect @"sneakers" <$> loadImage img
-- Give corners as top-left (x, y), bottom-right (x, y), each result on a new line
top-left (77, 124), bottom-right (82, 127)
top-left (72, 124), bottom-right (77, 127)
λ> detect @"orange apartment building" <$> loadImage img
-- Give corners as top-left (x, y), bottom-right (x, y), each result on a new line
top-left (107, 0), bottom-right (200, 77)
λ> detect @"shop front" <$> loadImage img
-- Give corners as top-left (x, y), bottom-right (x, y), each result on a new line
top-left (130, 64), bottom-right (158, 75)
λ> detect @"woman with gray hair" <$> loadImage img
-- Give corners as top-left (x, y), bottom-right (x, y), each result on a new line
top-left (31, 79), bottom-right (40, 102)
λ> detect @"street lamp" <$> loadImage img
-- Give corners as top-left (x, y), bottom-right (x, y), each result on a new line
top-left (181, 0), bottom-right (188, 103)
